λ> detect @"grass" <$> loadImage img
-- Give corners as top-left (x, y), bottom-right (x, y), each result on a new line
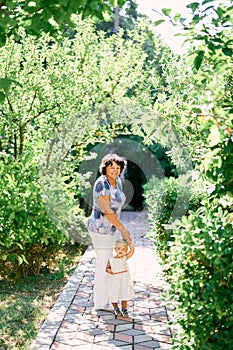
top-left (0, 242), bottom-right (87, 350)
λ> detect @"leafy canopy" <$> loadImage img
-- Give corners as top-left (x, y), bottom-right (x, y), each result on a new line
top-left (0, 0), bottom-right (127, 45)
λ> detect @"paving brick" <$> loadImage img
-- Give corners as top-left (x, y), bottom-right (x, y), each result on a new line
top-left (114, 332), bottom-right (133, 343)
top-left (64, 314), bottom-right (84, 324)
top-left (75, 291), bottom-right (91, 298)
top-left (134, 334), bottom-right (154, 343)
top-left (142, 324), bottom-right (171, 336)
top-left (134, 345), bottom-right (157, 350)
top-left (91, 342), bottom-right (126, 349)
top-left (136, 340), bottom-right (161, 348)
top-left (121, 329), bottom-right (145, 336)
top-left (152, 334), bottom-right (172, 344)
top-left (79, 322), bottom-right (97, 331)
top-left (150, 315), bottom-right (168, 322)
top-left (98, 323), bottom-right (115, 332)
top-left (115, 323), bottom-right (133, 332)
top-left (50, 342), bottom-right (72, 350)
top-left (108, 339), bottom-right (132, 346)
top-left (54, 333), bottom-right (77, 345)
top-left (71, 344), bottom-right (93, 350)
top-left (75, 331), bottom-right (95, 342)
top-left (30, 328), bottom-right (57, 349)
top-left (60, 321), bottom-right (78, 331)
top-left (70, 304), bottom-right (86, 312)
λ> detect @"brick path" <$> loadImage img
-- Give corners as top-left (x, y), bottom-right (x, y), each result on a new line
top-left (30, 211), bottom-right (173, 350)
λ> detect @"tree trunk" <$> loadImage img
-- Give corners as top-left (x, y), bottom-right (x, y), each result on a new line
top-left (113, 0), bottom-right (119, 33)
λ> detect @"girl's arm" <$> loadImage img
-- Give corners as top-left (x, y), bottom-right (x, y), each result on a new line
top-left (126, 242), bottom-right (135, 260)
top-left (106, 259), bottom-right (113, 275)
top-left (98, 195), bottom-right (132, 243)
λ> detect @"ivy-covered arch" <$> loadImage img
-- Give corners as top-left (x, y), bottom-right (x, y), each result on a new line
top-left (40, 103), bottom-right (193, 244)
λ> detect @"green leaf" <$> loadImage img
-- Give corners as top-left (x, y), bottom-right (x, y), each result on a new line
top-left (0, 78), bottom-right (12, 94)
top-left (8, 212), bottom-right (15, 222)
top-left (202, 0), bottom-right (214, 4)
top-left (0, 78), bottom-right (22, 95)
top-left (0, 91), bottom-right (5, 102)
top-left (222, 47), bottom-right (232, 56)
top-left (78, 0), bottom-right (88, 7)
top-left (187, 2), bottom-right (199, 12)
top-left (17, 256), bottom-right (24, 265)
top-left (0, 33), bottom-right (6, 47)
top-left (194, 50), bottom-right (205, 70)
top-left (162, 8), bottom-right (171, 16)
top-left (153, 19), bottom-right (165, 26)
top-left (102, 10), bottom-right (111, 22)
top-left (215, 6), bottom-right (225, 17)
top-left (174, 13), bottom-right (181, 21)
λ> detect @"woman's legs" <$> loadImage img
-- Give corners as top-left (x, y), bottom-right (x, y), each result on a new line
top-left (89, 231), bottom-right (115, 309)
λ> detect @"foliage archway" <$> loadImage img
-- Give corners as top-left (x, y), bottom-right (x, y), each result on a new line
top-left (40, 103), bottom-right (193, 244)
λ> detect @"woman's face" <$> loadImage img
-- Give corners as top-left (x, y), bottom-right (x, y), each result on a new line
top-left (105, 161), bottom-right (121, 180)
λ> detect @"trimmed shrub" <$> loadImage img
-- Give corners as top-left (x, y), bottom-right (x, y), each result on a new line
top-left (0, 156), bottom-right (66, 277)
top-left (143, 173), bottom-right (201, 261)
top-left (167, 199), bottom-right (233, 349)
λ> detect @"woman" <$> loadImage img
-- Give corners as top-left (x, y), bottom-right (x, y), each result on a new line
top-left (88, 153), bottom-right (132, 310)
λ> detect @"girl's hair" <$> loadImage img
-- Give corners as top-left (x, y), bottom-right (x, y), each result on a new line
top-left (114, 239), bottom-right (128, 249)
top-left (99, 153), bottom-right (127, 175)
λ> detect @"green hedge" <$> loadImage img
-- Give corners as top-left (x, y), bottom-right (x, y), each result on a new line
top-left (143, 174), bottom-right (201, 261)
top-left (0, 156), bottom-right (66, 277)
top-left (168, 199), bottom-right (233, 349)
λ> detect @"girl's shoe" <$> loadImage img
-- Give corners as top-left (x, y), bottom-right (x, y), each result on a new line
top-left (121, 308), bottom-right (129, 317)
top-left (114, 307), bottom-right (121, 316)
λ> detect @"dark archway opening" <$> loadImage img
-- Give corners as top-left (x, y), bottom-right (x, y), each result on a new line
top-left (78, 134), bottom-right (176, 214)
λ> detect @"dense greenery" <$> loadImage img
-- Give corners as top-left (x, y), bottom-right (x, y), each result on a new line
top-left (0, 15), bottom-right (171, 276)
top-left (0, 0), bottom-right (127, 45)
top-left (0, 0), bottom-right (233, 348)
top-left (143, 174), bottom-right (203, 261)
top-left (143, 1), bottom-right (233, 349)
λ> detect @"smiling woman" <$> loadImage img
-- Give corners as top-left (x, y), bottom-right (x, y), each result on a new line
top-left (87, 153), bottom-right (132, 310)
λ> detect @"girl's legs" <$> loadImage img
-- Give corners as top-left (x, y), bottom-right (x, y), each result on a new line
top-left (112, 302), bottom-right (121, 316)
top-left (121, 300), bottom-right (129, 317)
top-left (89, 231), bottom-right (115, 310)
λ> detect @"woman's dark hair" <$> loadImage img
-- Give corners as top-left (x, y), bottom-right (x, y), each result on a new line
top-left (99, 154), bottom-right (127, 175)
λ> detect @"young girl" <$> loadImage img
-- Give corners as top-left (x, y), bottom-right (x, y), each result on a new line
top-left (106, 239), bottom-right (135, 317)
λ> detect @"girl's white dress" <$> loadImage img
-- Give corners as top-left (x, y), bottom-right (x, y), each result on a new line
top-left (107, 255), bottom-right (135, 302)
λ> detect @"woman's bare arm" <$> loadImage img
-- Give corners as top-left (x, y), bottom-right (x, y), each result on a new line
top-left (98, 195), bottom-right (132, 243)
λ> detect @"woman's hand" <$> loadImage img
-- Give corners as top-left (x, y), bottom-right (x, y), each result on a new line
top-left (120, 227), bottom-right (132, 244)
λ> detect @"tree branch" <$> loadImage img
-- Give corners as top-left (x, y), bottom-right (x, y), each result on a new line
top-left (28, 89), bottom-right (37, 113)
top-left (24, 105), bottom-right (58, 126)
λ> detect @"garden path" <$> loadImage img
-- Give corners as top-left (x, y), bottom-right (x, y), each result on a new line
top-left (30, 211), bottom-right (174, 350)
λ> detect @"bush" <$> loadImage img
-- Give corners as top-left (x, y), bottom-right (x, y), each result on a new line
top-left (143, 173), bottom-right (201, 261)
top-left (0, 155), bottom-right (66, 277)
top-left (167, 198), bottom-right (233, 349)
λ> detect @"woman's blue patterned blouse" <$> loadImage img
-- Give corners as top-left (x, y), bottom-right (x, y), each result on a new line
top-left (87, 175), bottom-right (126, 235)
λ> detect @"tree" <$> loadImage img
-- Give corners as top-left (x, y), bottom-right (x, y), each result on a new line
top-left (147, 1), bottom-right (233, 348)
top-left (1, 16), bottom-right (163, 275)
top-left (0, 0), bottom-right (127, 46)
